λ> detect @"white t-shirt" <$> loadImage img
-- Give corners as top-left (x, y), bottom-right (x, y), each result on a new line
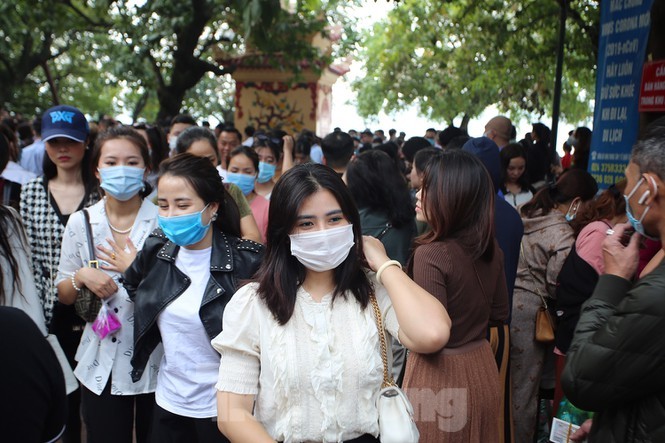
top-left (216, 165), bottom-right (227, 181)
top-left (156, 246), bottom-right (220, 418)
top-left (504, 188), bottom-right (533, 209)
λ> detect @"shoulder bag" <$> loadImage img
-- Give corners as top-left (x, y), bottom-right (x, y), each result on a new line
top-left (369, 294), bottom-right (420, 443)
top-left (520, 243), bottom-right (556, 343)
top-left (74, 209), bottom-right (103, 322)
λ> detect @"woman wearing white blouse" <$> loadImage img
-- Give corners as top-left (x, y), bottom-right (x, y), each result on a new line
top-left (56, 127), bottom-right (162, 443)
top-left (213, 163), bottom-right (451, 443)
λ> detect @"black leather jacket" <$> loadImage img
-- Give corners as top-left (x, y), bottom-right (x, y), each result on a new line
top-left (122, 228), bottom-right (263, 383)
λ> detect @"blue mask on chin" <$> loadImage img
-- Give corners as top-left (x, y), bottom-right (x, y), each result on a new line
top-left (226, 172), bottom-right (256, 196)
top-left (158, 204), bottom-right (212, 247)
top-left (257, 162), bottom-right (276, 184)
top-left (99, 166), bottom-right (145, 201)
top-left (624, 177), bottom-right (657, 240)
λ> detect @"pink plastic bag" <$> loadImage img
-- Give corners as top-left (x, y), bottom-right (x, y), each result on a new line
top-left (92, 303), bottom-right (121, 339)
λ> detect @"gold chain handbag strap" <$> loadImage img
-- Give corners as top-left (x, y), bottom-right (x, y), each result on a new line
top-left (369, 293), bottom-right (397, 389)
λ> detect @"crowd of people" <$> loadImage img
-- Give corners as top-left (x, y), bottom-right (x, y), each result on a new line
top-left (1, 104), bottom-right (664, 443)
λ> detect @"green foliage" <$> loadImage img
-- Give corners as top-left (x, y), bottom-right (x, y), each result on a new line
top-left (2, 0), bottom-right (359, 122)
top-left (354, 0), bottom-right (599, 125)
top-left (181, 72), bottom-right (236, 123)
top-left (0, 0), bottom-right (110, 112)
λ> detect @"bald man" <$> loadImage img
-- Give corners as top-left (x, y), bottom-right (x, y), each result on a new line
top-left (484, 116), bottom-right (513, 149)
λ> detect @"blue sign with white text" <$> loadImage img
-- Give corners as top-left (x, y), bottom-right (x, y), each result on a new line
top-left (589, 0), bottom-right (653, 188)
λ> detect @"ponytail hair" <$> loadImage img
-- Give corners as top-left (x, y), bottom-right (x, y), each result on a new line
top-left (158, 153), bottom-right (241, 238)
top-left (570, 179), bottom-right (627, 235)
top-left (520, 169), bottom-right (598, 219)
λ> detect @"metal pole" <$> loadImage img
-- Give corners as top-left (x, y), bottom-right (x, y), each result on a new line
top-left (551, 0), bottom-right (567, 157)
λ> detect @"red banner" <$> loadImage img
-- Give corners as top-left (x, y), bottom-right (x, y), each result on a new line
top-left (639, 59), bottom-right (665, 112)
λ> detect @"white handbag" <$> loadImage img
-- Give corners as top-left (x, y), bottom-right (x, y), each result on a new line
top-left (370, 294), bottom-right (420, 443)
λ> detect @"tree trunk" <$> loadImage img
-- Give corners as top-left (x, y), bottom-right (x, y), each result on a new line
top-left (41, 61), bottom-right (60, 106)
top-left (131, 90), bottom-right (150, 123)
top-left (460, 114), bottom-right (470, 131)
top-left (156, 85), bottom-right (189, 123)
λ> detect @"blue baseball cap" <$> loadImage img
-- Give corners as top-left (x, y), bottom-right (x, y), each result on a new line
top-left (42, 105), bottom-right (89, 142)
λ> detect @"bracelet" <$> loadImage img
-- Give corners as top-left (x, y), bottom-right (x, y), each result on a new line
top-left (71, 270), bottom-right (82, 292)
top-left (376, 260), bottom-right (402, 285)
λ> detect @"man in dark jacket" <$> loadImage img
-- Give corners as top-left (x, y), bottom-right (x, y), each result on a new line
top-left (463, 136), bottom-right (524, 443)
top-left (562, 119), bottom-right (665, 442)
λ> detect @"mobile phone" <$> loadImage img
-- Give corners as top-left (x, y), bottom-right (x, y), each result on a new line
top-left (606, 227), bottom-right (636, 246)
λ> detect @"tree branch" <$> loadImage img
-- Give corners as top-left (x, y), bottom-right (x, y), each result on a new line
top-left (0, 52), bottom-right (12, 74)
top-left (197, 58), bottom-right (229, 76)
top-left (146, 51), bottom-right (166, 89)
top-left (199, 35), bottom-right (233, 53)
top-left (567, 4), bottom-right (599, 58)
top-left (58, 0), bottom-right (112, 28)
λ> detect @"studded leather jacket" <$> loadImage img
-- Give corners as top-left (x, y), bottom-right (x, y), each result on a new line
top-left (122, 228), bottom-right (263, 382)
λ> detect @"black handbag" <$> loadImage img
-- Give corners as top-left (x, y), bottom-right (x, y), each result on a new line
top-left (74, 209), bottom-right (103, 322)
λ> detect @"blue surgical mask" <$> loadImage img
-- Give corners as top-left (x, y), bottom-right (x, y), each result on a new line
top-left (98, 166), bottom-right (145, 201)
top-left (158, 204), bottom-right (212, 247)
top-left (257, 162), bottom-right (276, 184)
top-left (226, 172), bottom-right (256, 196)
top-left (624, 178), bottom-right (657, 240)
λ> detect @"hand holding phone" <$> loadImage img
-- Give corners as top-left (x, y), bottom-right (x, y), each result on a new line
top-left (603, 223), bottom-right (641, 280)
top-left (606, 227), bottom-right (636, 246)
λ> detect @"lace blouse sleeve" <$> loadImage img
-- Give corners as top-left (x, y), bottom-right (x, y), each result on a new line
top-left (212, 283), bottom-right (262, 395)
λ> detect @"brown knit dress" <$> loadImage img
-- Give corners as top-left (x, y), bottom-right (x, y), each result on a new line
top-left (403, 240), bottom-right (509, 443)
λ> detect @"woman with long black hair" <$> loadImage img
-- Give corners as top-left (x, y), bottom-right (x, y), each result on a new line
top-left (214, 163), bottom-right (450, 442)
top-left (20, 105), bottom-right (99, 443)
top-left (346, 149), bottom-right (416, 266)
top-left (404, 149), bottom-right (510, 442)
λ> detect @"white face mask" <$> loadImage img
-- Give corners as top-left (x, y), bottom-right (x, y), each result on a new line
top-left (289, 224), bottom-right (355, 272)
top-left (168, 136), bottom-right (178, 151)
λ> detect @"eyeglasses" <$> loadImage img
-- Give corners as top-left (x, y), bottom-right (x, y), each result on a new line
top-left (256, 133), bottom-right (282, 146)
